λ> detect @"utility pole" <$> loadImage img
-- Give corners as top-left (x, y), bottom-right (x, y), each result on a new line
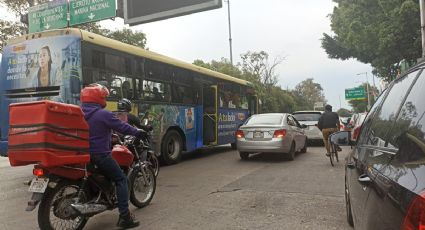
top-left (224, 0), bottom-right (233, 65)
top-left (421, 0), bottom-right (425, 57)
top-left (357, 72), bottom-right (371, 111)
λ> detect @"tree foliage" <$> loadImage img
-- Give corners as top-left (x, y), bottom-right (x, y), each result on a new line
top-left (292, 78), bottom-right (326, 111)
top-left (322, 0), bottom-right (421, 81)
top-left (337, 108), bottom-right (352, 117)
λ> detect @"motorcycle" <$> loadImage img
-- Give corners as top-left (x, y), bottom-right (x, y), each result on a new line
top-left (115, 111), bottom-right (160, 177)
top-left (27, 135), bottom-right (156, 230)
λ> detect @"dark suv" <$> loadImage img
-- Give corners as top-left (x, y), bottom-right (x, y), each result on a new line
top-left (331, 63), bottom-right (425, 229)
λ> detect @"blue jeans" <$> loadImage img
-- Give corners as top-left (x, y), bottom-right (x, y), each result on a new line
top-left (90, 154), bottom-right (129, 216)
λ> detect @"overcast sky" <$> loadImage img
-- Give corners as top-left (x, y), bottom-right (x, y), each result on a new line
top-left (101, 0), bottom-right (374, 110)
top-left (1, 0), bottom-right (375, 110)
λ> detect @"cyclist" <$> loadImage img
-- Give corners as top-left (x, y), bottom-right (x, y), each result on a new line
top-left (318, 104), bottom-right (340, 157)
top-left (81, 84), bottom-right (144, 229)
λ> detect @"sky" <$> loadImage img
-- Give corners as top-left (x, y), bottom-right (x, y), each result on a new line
top-left (1, 0), bottom-right (375, 110)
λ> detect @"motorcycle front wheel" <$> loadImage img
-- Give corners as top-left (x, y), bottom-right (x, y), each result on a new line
top-left (38, 180), bottom-right (88, 230)
top-left (129, 165), bottom-right (156, 208)
top-left (147, 152), bottom-right (160, 177)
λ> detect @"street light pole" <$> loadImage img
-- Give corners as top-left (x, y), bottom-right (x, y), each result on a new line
top-left (357, 72), bottom-right (371, 111)
top-left (420, 0), bottom-right (425, 57)
top-left (224, 0), bottom-right (233, 65)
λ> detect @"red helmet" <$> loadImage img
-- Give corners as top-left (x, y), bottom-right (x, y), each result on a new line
top-left (80, 83), bottom-right (109, 107)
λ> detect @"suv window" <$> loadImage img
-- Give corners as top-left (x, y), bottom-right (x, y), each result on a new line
top-left (362, 71), bottom-right (419, 168)
top-left (366, 71), bottom-right (418, 148)
top-left (388, 70), bottom-right (425, 165)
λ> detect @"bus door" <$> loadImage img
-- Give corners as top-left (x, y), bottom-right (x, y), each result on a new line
top-left (203, 85), bottom-right (218, 145)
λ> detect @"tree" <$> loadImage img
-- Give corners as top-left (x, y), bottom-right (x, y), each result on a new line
top-left (337, 108), bottom-right (352, 117)
top-left (193, 53), bottom-right (295, 113)
top-left (292, 78), bottom-right (326, 111)
top-left (193, 58), bottom-right (242, 78)
top-left (104, 28), bottom-right (147, 49)
top-left (322, 0), bottom-right (421, 81)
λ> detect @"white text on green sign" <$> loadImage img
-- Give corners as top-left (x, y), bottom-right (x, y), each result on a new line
top-left (28, 0), bottom-right (67, 33)
top-left (70, 0), bottom-right (116, 26)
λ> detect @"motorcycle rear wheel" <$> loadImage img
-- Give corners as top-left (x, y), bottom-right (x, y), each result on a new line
top-left (38, 180), bottom-right (88, 230)
top-left (129, 165), bottom-right (156, 208)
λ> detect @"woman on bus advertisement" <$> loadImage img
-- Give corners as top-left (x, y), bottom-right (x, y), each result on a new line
top-left (31, 46), bottom-right (62, 87)
top-left (1, 36), bottom-right (82, 103)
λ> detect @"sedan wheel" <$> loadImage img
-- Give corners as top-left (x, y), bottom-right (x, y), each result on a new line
top-left (300, 138), bottom-right (308, 153)
top-left (286, 142), bottom-right (295, 161)
top-left (239, 152), bottom-right (249, 160)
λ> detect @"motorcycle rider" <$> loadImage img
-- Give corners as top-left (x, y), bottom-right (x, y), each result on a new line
top-left (117, 98), bottom-right (143, 129)
top-left (80, 83), bottom-right (144, 229)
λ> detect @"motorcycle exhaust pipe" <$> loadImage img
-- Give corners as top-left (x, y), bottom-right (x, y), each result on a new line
top-left (71, 203), bottom-right (108, 216)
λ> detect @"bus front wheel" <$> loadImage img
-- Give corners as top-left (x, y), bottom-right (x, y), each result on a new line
top-left (161, 130), bottom-right (183, 165)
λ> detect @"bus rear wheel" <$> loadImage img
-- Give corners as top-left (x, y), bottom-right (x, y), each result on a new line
top-left (161, 130), bottom-right (183, 165)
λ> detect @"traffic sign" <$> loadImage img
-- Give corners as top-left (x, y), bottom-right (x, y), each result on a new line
top-left (70, 0), bottom-right (116, 26)
top-left (124, 0), bottom-right (222, 25)
top-left (28, 0), bottom-right (68, 33)
top-left (345, 87), bottom-right (366, 100)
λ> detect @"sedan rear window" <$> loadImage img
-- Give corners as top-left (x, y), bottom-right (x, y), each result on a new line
top-left (293, 113), bottom-right (321, 121)
top-left (245, 114), bottom-right (283, 125)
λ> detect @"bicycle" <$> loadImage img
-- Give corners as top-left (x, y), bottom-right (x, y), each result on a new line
top-left (328, 135), bottom-right (339, 167)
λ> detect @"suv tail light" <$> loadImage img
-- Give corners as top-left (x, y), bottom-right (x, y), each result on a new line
top-left (235, 130), bottom-right (244, 138)
top-left (273, 129), bottom-right (287, 138)
top-left (402, 192), bottom-right (425, 230)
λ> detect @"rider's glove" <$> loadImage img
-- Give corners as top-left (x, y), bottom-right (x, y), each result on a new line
top-left (141, 125), bottom-right (153, 132)
top-left (136, 129), bottom-right (148, 139)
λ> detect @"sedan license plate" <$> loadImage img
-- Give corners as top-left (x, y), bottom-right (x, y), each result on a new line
top-left (28, 178), bottom-right (49, 193)
top-left (253, 131), bottom-right (264, 138)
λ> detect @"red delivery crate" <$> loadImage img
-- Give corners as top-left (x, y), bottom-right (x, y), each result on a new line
top-left (8, 100), bottom-right (90, 167)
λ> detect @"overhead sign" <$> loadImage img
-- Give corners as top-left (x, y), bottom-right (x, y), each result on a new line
top-left (345, 87), bottom-right (366, 100)
top-left (70, 0), bottom-right (116, 26)
top-left (124, 0), bottom-right (222, 25)
top-left (28, 0), bottom-right (68, 33)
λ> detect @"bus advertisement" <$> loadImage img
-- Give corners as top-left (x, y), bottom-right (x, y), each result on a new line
top-left (0, 32), bottom-right (82, 155)
top-left (0, 29), bottom-right (258, 165)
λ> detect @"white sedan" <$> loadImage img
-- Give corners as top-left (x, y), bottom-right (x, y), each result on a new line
top-left (236, 113), bottom-right (308, 160)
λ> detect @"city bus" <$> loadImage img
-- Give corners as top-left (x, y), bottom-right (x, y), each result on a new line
top-left (0, 28), bottom-right (258, 164)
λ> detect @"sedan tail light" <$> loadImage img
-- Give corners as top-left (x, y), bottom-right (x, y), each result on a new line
top-left (273, 129), bottom-right (286, 138)
top-left (235, 130), bottom-right (244, 138)
top-left (402, 192), bottom-right (425, 230)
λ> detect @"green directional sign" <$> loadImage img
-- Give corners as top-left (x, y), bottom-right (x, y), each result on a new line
top-left (345, 87), bottom-right (366, 100)
top-left (70, 0), bottom-right (116, 26)
top-left (28, 0), bottom-right (68, 33)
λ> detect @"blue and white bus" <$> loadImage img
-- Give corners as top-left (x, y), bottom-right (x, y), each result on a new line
top-left (0, 29), bottom-right (258, 164)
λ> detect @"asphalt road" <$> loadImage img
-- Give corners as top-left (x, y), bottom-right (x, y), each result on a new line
top-left (0, 146), bottom-right (352, 230)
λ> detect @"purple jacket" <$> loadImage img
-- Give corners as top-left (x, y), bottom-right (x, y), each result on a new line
top-left (82, 103), bottom-right (140, 156)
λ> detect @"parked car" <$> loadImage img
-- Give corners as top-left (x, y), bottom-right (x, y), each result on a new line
top-left (339, 116), bottom-right (352, 131)
top-left (236, 113), bottom-right (308, 160)
top-left (330, 63), bottom-right (425, 229)
top-left (292, 111), bottom-right (323, 144)
top-left (349, 112), bottom-right (367, 142)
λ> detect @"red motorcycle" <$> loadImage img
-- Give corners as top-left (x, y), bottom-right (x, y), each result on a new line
top-left (8, 101), bottom-right (156, 230)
